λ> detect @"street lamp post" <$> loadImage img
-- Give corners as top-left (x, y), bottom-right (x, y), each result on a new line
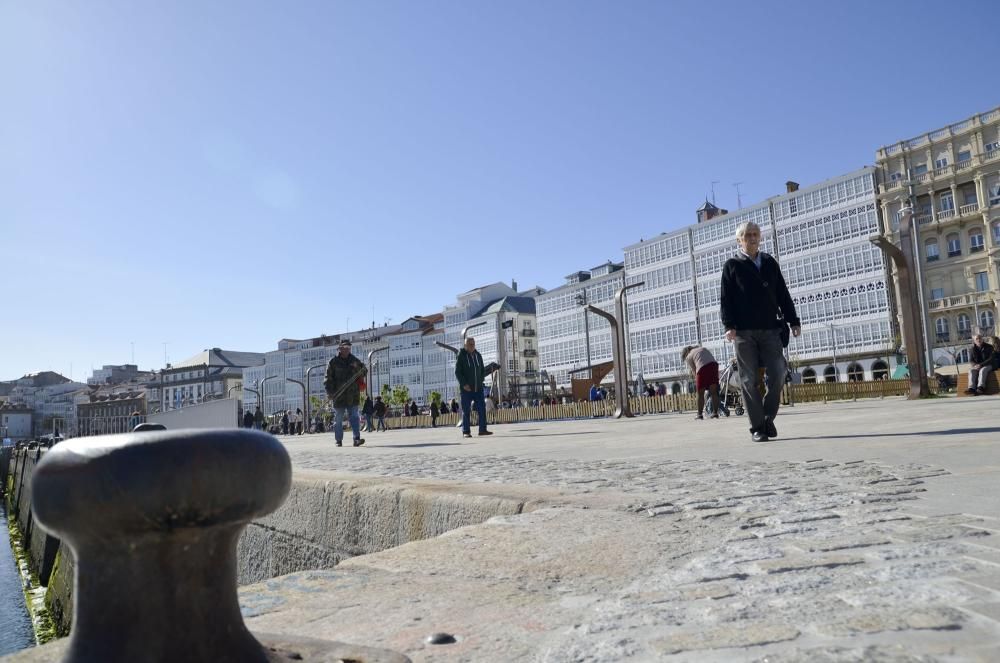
top-left (367, 348), bottom-right (389, 399)
top-left (582, 281), bottom-right (644, 418)
top-left (869, 200), bottom-right (932, 398)
top-left (304, 363), bottom-right (326, 427)
top-left (575, 290), bottom-right (592, 374)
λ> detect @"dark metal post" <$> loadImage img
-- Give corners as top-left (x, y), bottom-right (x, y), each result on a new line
top-left (29, 430), bottom-right (410, 662)
top-left (304, 364), bottom-right (326, 429)
top-left (614, 282), bottom-right (643, 416)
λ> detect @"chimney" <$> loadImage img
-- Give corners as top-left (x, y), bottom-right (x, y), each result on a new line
top-left (786, 181), bottom-right (799, 193)
top-left (512, 279), bottom-right (518, 292)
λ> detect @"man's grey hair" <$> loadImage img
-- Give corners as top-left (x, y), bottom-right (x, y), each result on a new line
top-left (465, 337), bottom-right (476, 344)
top-left (735, 221), bottom-right (761, 241)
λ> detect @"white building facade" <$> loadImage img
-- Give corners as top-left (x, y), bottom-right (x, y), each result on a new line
top-left (536, 264), bottom-right (624, 389)
top-left (612, 167), bottom-right (895, 392)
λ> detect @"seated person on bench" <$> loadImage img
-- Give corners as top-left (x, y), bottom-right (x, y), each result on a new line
top-left (966, 334), bottom-right (996, 395)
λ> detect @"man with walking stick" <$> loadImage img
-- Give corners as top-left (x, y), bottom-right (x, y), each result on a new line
top-left (323, 339), bottom-right (368, 447)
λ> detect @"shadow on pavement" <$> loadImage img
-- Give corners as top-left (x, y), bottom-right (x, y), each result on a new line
top-left (782, 426), bottom-right (1000, 441)
top-left (373, 443), bottom-right (465, 448)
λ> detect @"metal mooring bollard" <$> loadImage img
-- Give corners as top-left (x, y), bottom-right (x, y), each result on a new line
top-left (31, 429), bottom-right (410, 663)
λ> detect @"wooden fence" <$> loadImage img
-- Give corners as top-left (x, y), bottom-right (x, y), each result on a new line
top-left (380, 379), bottom-right (925, 430)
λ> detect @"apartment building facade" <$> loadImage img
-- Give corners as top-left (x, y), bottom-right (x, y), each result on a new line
top-left (462, 296), bottom-right (540, 399)
top-left (876, 105), bottom-right (1000, 368)
top-left (615, 167), bottom-right (894, 391)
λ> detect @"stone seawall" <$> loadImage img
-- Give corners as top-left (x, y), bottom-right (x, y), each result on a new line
top-left (5, 447), bottom-right (547, 638)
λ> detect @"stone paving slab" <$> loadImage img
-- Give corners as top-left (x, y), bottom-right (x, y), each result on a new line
top-left (239, 398), bottom-right (1000, 660)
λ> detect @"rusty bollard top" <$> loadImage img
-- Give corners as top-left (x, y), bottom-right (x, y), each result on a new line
top-left (31, 429), bottom-right (291, 663)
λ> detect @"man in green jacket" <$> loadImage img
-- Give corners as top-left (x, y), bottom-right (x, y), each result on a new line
top-left (455, 337), bottom-right (498, 438)
top-left (324, 339), bottom-right (367, 447)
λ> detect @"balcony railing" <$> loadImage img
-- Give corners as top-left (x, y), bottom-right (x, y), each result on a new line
top-left (915, 214), bottom-right (934, 225)
top-left (958, 329), bottom-right (972, 341)
top-left (956, 159), bottom-right (977, 172)
top-left (933, 165), bottom-right (953, 179)
top-left (926, 292), bottom-right (995, 311)
top-left (985, 150), bottom-right (1000, 163)
top-left (935, 332), bottom-right (951, 343)
top-left (938, 209), bottom-right (956, 221)
top-left (520, 329), bottom-right (536, 337)
top-left (913, 172), bottom-right (930, 183)
top-left (522, 349), bottom-right (538, 358)
top-left (959, 203), bottom-right (980, 216)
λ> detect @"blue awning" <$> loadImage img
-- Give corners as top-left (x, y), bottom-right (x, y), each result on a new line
top-left (891, 365), bottom-right (909, 379)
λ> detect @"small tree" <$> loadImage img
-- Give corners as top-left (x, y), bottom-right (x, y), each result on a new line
top-left (380, 384), bottom-right (391, 401)
top-left (428, 391), bottom-right (442, 408)
top-left (391, 385), bottom-right (411, 408)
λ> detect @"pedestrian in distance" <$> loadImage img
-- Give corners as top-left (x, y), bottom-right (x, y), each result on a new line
top-left (682, 345), bottom-right (721, 420)
top-left (253, 405), bottom-right (264, 431)
top-left (409, 401), bottom-right (419, 417)
top-left (281, 410), bottom-right (289, 435)
top-left (720, 220), bottom-right (801, 442)
top-left (295, 408), bottom-right (304, 434)
top-left (323, 339), bottom-right (368, 447)
top-left (450, 398), bottom-right (460, 414)
top-left (966, 333), bottom-right (996, 395)
top-left (373, 395), bottom-right (388, 431)
top-left (430, 400), bottom-right (439, 427)
top-left (242, 408), bottom-right (255, 429)
top-left (455, 337), bottom-right (498, 438)
top-left (362, 395), bottom-right (375, 431)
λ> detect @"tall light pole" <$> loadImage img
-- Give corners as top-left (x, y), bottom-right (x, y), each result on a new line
top-left (575, 290), bottom-right (592, 374)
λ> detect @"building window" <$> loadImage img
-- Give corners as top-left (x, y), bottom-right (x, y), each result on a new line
top-left (964, 190), bottom-right (978, 206)
top-left (931, 288), bottom-right (945, 300)
top-left (890, 172), bottom-right (903, 181)
top-left (958, 314), bottom-right (972, 339)
top-left (940, 194), bottom-right (955, 212)
top-left (981, 310), bottom-right (996, 333)
top-left (946, 234), bottom-right (961, 257)
top-left (847, 364), bottom-right (864, 382)
top-left (823, 366), bottom-right (838, 383)
top-left (935, 157), bottom-right (949, 169)
top-left (871, 361), bottom-right (889, 380)
top-left (975, 272), bottom-right (989, 292)
top-left (935, 317), bottom-right (950, 342)
top-left (913, 163), bottom-right (928, 175)
top-left (958, 150), bottom-right (972, 163)
top-left (990, 184), bottom-right (1000, 206)
top-left (970, 230), bottom-right (985, 253)
top-left (925, 239), bottom-right (940, 262)
top-left (801, 368), bottom-right (817, 384)
top-left (993, 222), bottom-right (1000, 243)
top-left (958, 348), bottom-right (970, 364)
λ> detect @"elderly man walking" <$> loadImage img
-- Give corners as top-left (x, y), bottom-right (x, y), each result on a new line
top-left (323, 339), bottom-right (367, 447)
top-left (721, 221), bottom-right (801, 442)
top-left (455, 337), bottom-right (498, 438)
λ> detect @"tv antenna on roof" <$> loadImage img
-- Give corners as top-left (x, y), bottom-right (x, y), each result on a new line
top-left (710, 181), bottom-right (720, 206)
top-left (733, 182), bottom-right (744, 209)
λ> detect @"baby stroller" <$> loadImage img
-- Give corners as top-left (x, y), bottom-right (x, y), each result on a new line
top-left (716, 359), bottom-right (744, 417)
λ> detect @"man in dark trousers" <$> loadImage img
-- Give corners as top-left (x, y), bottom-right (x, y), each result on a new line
top-left (966, 334), bottom-right (996, 395)
top-left (455, 337), bottom-right (498, 438)
top-left (720, 221), bottom-right (801, 442)
top-left (323, 339), bottom-right (367, 447)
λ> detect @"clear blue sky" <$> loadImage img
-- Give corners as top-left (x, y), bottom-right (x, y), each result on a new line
top-left (2, 0), bottom-right (997, 381)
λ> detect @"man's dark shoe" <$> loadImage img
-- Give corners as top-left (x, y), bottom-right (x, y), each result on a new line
top-left (752, 431), bottom-right (769, 442)
top-left (463, 432), bottom-right (472, 438)
top-left (695, 414), bottom-right (704, 420)
top-left (765, 419), bottom-right (777, 438)
top-left (335, 442), bottom-right (343, 447)
top-left (478, 430), bottom-right (493, 436)
top-left (353, 438), bottom-right (365, 447)
top-left (966, 388), bottom-right (977, 395)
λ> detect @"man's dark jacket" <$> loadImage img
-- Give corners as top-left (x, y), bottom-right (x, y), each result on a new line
top-left (455, 348), bottom-right (487, 392)
top-left (720, 252), bottom-right (800, 331)
top-left (971, 341), bottom-right (994, 367)
top-left (324, 353), bottom-right (366, 408)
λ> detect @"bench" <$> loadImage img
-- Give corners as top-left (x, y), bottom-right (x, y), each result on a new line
top-left (957, 368), bottom-right (1000, 396)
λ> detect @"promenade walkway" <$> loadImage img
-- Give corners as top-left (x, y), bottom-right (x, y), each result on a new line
top-left (237, 395), bottom-right (1000, 661)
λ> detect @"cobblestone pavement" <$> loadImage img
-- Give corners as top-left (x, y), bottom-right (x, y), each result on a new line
top-left (275, 441), bottom-right (1000, 660)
